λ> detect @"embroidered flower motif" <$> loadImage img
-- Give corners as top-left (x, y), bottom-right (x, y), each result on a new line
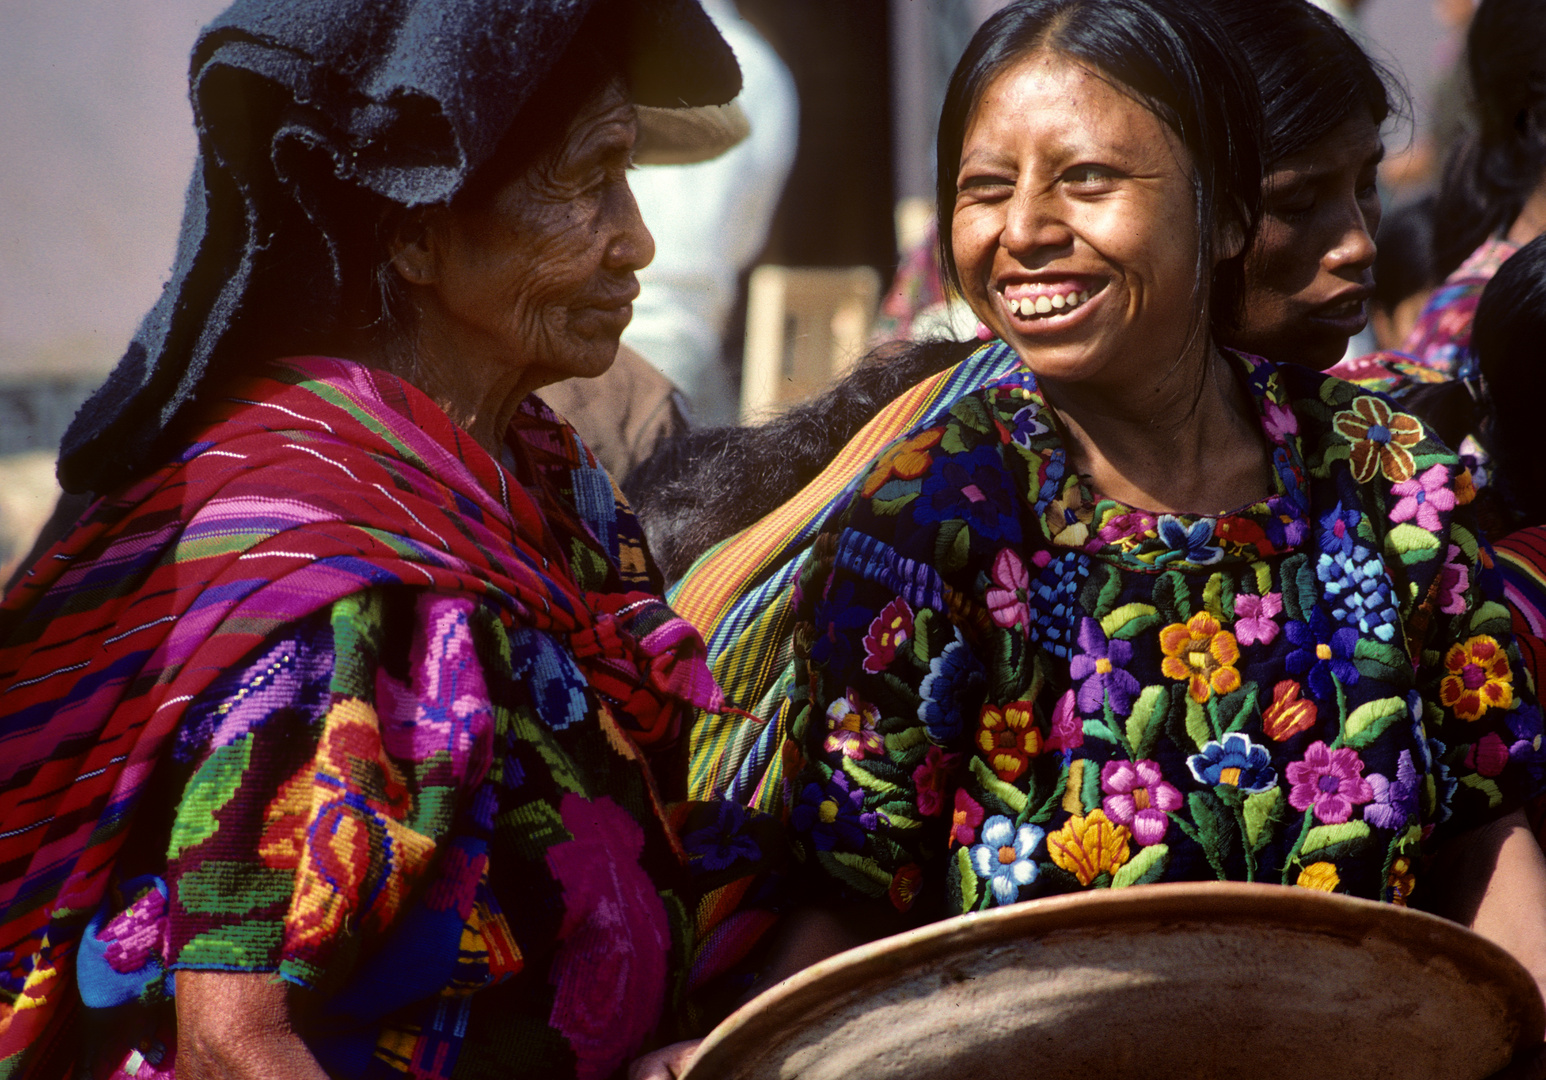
top-left (1440, 635), bottom-right (1513, 721)
top-left (1464, 731), bottom-right (1511, 778)
top-left (1159, 613), bottom-right (1242, 703)
top-left (951, 789), bottom-right (986, 848)
top-left (1044, 489), bottom-right (1091, 548)
top-left (824, 688), bottom-right (885, 760)
top-left (861, 597), bottom-right (914, 674)
top-left (915, 445), bottom-right (1021, 541)
top-left (1263, 504), bottom-right (1310, 550)
top-left (1389, 463), bottom-right (1456, 532)
top-left (1156, 515), bottom-right (1225, 566)
top-left (1047, 810), bottom-right (1131, 886)
top-left (682, 800), bottom-right (762, 872)
top-left (1315, 544), bottom-right (1400, 642)
top-left (1436, 544), bottom-right (1471, 615)
top-left (860, 428), bottom-right (944, 497)
top-left (1024, 551), bottom-right (1090, 658)
top-left (1263, 399), bottom-right (1298, 442)
top-left (1234, 592), bottom-right (1283, 648)
top-left (913, 746), bottom-right (960, 817)
top-left (985, 549), bottom-right (1030, 630)
top-left (1364, 750), bottom-right (1420, 830)
top-left (1387, 856), bottom-right (1416, 905)
top-left (1070, 618), bottom-right (1141, 715)
top-left (1214, 516), bottom-right (1270, 554)
top-left (889, 864), bottom-right (924, 912)
top-left (1100, 760), bottom-right (1181, 846)
top-left (1097, 509), bottom-right (1158, 547)
top-left (1297, 862), bottom-right (1340, 892)
top-left (791, 770), bottom-right (877, 852)
top-left (971, 816), bottom-right (1044, 904)
top-left (975, 700), bottom-right (1044, 782)
top-left (1332, 397), bottom-right (1424, 483)
top-left (1187, 733), bottom-right (1277, 794)
top-left (1287, 741), bottom-right (1374, 824)
top-left (918, 634), bottom-right (988, 744)
top-left (1318, 504), bottom-right (1362, 556)
top-left (1262, 680), bottom-right (1319, 742)
top-left (1045, 689), bottom-right (1083, 753)
top-left (1283, 609), bottom-right (1360, 700)
top-left (1008, 402), bottom-right (1051, 447)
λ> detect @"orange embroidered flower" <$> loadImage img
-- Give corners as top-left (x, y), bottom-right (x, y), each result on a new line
top-left (859, 428), bottom-right (944, 497)
top-left (1331, 397), bottom-right (1424, 483)
top-left (1047, 809), bottom-right (1131, 886)
top-left (1440, 635), bottom-right (1513, 720)
top-left (975, 700), bottom-right (1044, 782)
top-left (1159, 612), bottom-right (1242, 703)
top-left (1454, 467), bottom-right (1477, 506)
top-left (1387, 856), bottom-right (1415, 906)
top-left (1297, 861), bottom-right (1340, 892)
top-left (1262, 680), bottom-right (1318, 741)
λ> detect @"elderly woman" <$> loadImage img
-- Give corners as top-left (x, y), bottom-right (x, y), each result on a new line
top-left (749, 0), bottom-right (1546, 1033)
top-left (0, 2), bottom-right (776, 1078)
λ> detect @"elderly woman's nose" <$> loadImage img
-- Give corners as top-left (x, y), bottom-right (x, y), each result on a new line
top-left (608, 182), bottom-right (655, 272)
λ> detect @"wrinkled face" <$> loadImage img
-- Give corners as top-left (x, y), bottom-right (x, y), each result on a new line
top-left (413, 79), bottom-right (654, 395)
top-left (1231, 114), bottom-right (1383, 370)
top-left (951, 52), bottom-right (1209, 395)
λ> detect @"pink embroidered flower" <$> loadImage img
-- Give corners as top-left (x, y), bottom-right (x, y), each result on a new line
top-left (950, 788), bottom-right (986, 848)
top-left (1465, 731), bottom-right (1510, 778)
top-left (1097, 509), bottom-right (1158, 546)
top-left (862, 597), bottom-right (914, 673)
top-left (1389, 463), bottom-right (1456, 532)
top-left (913, 746), bottom-right (960, 817)
top-left (985, 548), bottom-right (1030, 630)
top-left (824, 688), bottom-right (885, 760)
top-left (545, 794), bottom-right (672, 1080)
top-left (1045, 689), bottom-right (1083, 752)
top-left (1286, 742), bottom-right (1374, 824)
top-left (1234, 592), bottom-right (1283, 647)
top-left (1100, 760), bottom-right (1182, 846)
top-left (1437, 544), bottom-right (1471, 614)
top-left (1263, 399), bottom-right (1298, 442)
top-left (100, 880), bottom-right (169, 975)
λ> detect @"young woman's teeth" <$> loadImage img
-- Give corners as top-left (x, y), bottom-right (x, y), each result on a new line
top-left (1008, 291), bottom-right (1090, 318)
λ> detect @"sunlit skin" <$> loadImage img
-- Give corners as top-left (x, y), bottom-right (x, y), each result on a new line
top-left (951, 51), bottom-right (1268, 516)
top-left (1230, 114), bottom-right (1383, 370)
top-left (385, 79), bottom-right (654, 457)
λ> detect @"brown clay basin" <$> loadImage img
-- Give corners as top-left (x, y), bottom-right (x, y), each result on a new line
top-left (682, 881), bottom-right (1544, 1080)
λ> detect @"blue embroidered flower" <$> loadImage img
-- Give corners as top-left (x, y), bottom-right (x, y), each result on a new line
top-left (1315, 544), bottom-right (1400, 642)
top-left (508, 628), bottom-right (590, 731)
top-left (1187, 733), bottom-right (1277, 794)
top-left (1318, 504), bottom-right (1362, 556)
top-left (1024, 551), bottom-right (1090, 659)
top-left (970, 816), bottom-right (1044, 903)
top-left (791, 769), bottom-right (877, 852)
top-left (918, 634), bottom-right (988, 744)
top-left (1036, 453), bottom-right (1068, 510)
top-left (809, 578), bottom-right (876, 670)
top-left (1363, 749), bottom-right (1420, 830)
top-left (1428, 738), bottom-right (1458, 823)
top-left (1155, 515), bottom-right (1224, 566)
top-left (914, 445), bottom-right (1021, 542)
top-left (1262, 503), bottom-right (1309, 549)
top-left (1283, 608), bottom-right (1360, 700)
top-left (683, 800), bottom-right (763, 872)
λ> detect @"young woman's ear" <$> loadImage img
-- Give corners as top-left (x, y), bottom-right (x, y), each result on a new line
top-left (385, 207), bottom-right (442, 286)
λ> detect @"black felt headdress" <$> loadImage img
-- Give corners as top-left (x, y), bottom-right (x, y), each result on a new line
top-left (58, 0), bottom-right (739, 493)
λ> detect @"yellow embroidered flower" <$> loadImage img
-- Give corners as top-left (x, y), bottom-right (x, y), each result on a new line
top-left (1440, 634), bottom-right (1514, 720)
top-left (1387, 856), bottom-right (1415, 906)
top-left (1454, 467), bottom-right (1477, 506)
top-left (1159, 612), bottom-right (1242, 703)
top-left (1331, 397), bottom-right (1424, 483)
top-left (975, 700), bottom-right (1044, 782)
top-left (1047, 809), bottom-right (1131, 886)
top-left (859, 428), bottom-right (944, 497)
top-left (1297, 861), bottom-right (1340, 892)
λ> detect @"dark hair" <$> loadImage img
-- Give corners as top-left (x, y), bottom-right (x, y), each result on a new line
top-left (934, 0), bottom-right (1264, 336)
top-left (1474, 232), bottom-right (1546, 526)
top-left (1372, 195), bottom-right (1440, 312)
top-left (1432, 0), bottom-right (1546, 278)
top-left (624, 338), bottom-right (979, 580)
top-left (1195, 0), bottom-right (1397, 167)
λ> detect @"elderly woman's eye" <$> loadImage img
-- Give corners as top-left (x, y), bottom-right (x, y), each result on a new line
top-left (1063, 164), bottom-right (1114, 185)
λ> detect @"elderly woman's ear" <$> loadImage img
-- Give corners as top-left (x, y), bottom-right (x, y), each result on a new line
top-left (385, 208), bottom-right (445, 288)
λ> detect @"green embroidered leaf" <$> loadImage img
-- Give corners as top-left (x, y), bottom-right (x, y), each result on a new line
top-left (1342, 697), bottom-right (1407, 749)
top-left (1221, 685), bottom-right (1260, 735)
top-left (1243, 788), bottom-right (1281, 852)
top-left (940, 422), bottom-right (972, 456)
top-left (884, 726), bottom-right (928, 755)
top-left (1280, 554), bottom-right (1309, 622)
top-left (872, 492), bottom-right (920, 516)
top-left (178, 862), bottom-right (293, 915)
top-left (1386, 523), bottom-right (1442, 561)
top-left (1101, 602), bottom-right (1162, 642)
top-left (912, 608), bottom-right (934, 663)
top-left (1187, 791), bottom-right (1237, 879)
top-left (1352, 638), bottom-right (1406, 685)
top-left (498, 800), bottom-right (572, 861)
top-left (970, 755), bottom-right (1029, 815)
top-left (878, 806), bottom-right (922, 831)
top-left (1469, 601), bottom-right (1512, 636)
top-left (1082, 718), bottom-right (1121, 744)
top-left (1202, 574), bottom-right (1225, 619)
top-left (1294, 559), bottom-right (1320, 624)
top-left (1112, 843), bottom-right (1169, 888)
top-left (869, 477), bottom-right (923, 503)
top-left (844, 757), bottom-right (898, 795)
top-left (167, 736), bottom-right (254, 859)
top-left (1152, 573), bottom-right (1180, 623)
top-left (178, 923), bottom-right (284, 969)
top-left (1460, 773), bottom-right (1504, 808)
top-left (950, 395), bottom-right (995, 434)
top-left (956, 844), bottom-right (979, 912)
top-left (935, 519), bottom-right (971, 574)
top-left (1185, 694), bottom-right (1212, 751)
top-left (823, 851), bottom-right (894, 894)
top-left (1162, 571), bottom-right (1192, 621)
top-left (1125, 685), bottom-right (1168, 761)
top-left (1395, 824), bottom-right (1422, 854)
top-left (1300, 820), bottom-right (1370, 856)
top-left (1082, 753), bottom-right (1103, 812)
top-left (1092, 564), bottom-right (1123, 620)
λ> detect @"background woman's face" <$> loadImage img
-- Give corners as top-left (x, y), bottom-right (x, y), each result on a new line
top-left (1232, 114), bottom-right (1383, 370)
top-left (951, 51), bottom-right (1206, 396)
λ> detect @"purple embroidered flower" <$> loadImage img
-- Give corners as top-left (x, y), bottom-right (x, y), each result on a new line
top-left (1234, 592), bottom-right (1283, 647)
top-left (914, 445), bottom-right (1021, 542)
top-left (1287, 742), bottom-right (1374, 824)
top-left (1389, 463), bottom-right (1456, 532)
top-left (1069, 618), bottom-right (1141, 715)
top-left (682, 800), bottom-right (763, 872)
top-left (1508, 706), bottom-right (1546, 784)
top-left (1097, 509), bottom-right (1158, 546)
top-left (1318, 504), bottom-right (1362, 557)
top-left (1263, 399), bottom-right (1299, 442)
top-left (1283, 609), bottom-right (1360, 699)
top-left (1263, 506), bottom-right (1309, 549)
top-left (792, 769), bottom-right (878, 852)
top-left (1363, 750), bottom-right (1420, 830)
top-left (1101, 760), bottom-right (1182, 845)
top-left (1008, 402), bottom-right (1051, 448)
top-left (985, 549), bottom-right (1030, 630)
top-left (1437, 544), bottom-right (1471, 615)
